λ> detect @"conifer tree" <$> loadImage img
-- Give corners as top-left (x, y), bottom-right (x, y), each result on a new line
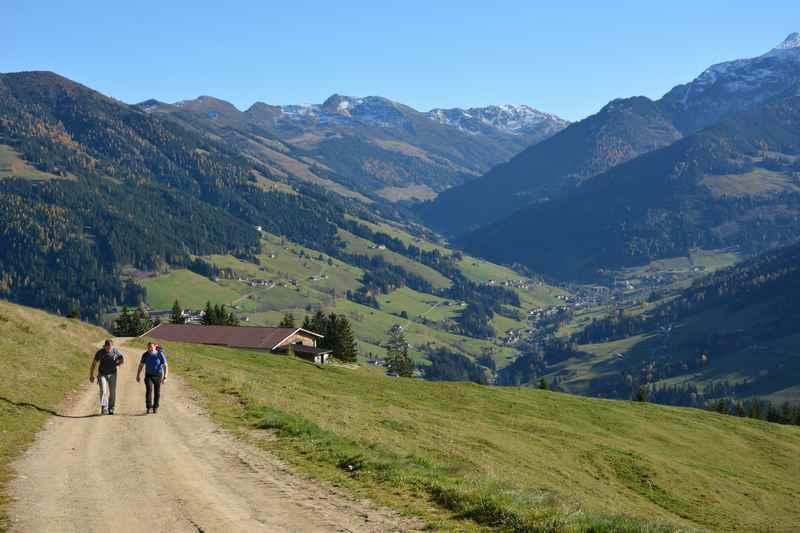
top-left (202, 301), bottom-right (215, 325)
top-left (385, 325), bottom-right (414, 377)
top-left (332, 315), bottom-right (358, 362)
top-left (279, 313), bottom-right (296, 328)
top-left (538, 377), bottom-right (549, 390)
top-left (170, 299), bottom-right (185, 324)
top-left (114, 306), bottom-right (133, 336)
top-left (634, 385), bottom-right (648, 402)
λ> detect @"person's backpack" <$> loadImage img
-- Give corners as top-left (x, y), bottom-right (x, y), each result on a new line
top-left (156, 348), bottom-right (167, 368)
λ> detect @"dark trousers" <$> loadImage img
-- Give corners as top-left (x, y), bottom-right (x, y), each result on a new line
top-left (145, 374), bottom-right (163, 409)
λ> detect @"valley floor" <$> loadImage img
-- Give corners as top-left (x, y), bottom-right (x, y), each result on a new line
top-left (7, 340), bottom-right (418, 533)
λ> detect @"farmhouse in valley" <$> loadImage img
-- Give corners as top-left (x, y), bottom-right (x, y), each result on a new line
top-left (145, 324), bottom-right (332, 364)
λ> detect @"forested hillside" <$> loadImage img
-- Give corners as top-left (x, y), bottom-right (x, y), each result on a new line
top-left (142, 93), bottom-right (566, 203)
top-left (0, 71), bottom-right (553, 367)
top-left (461, 96), bottom-right (800, 279)
top-left (420, 96), bottom-right (682, 233)
top-left (421, 34), bottom-right (800, 236)
top-left (545, 239), bottom-right (800, 405)
top-left (0, 72), bottom-right (351, 319)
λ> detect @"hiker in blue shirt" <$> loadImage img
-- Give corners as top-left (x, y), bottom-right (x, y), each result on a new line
top-left (136, 342), bottom-right (168, 414)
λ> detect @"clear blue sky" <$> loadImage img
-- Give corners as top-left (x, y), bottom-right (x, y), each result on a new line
top-left (4, 1), bottom-right (798, 121)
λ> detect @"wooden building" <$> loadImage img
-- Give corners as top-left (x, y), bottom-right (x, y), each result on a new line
top-left (144, 324), bottom-right (331, 364)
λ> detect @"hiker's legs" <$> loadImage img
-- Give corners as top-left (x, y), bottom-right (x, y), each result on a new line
top-left (145, 375), bottom-right (154, 409)
top-left (98, 375), bottom-right (109, 409)
top-left (146, 375), bottom-right (162, 410)
top-left (152, 375), bottom-right (161, 409)
top-left (107, 373), bottom-right (117, 412)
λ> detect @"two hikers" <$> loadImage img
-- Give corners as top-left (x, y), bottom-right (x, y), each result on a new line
top-left (137, 342), bottom-right (168, 414)
top-left (89, 340), bottom-right (169, 415)
top-left (90, 339), bottom-right (125, 415)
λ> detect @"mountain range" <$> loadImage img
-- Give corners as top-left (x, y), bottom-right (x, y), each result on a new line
top-left (421, 32), bottom-right (800, 237)
top-left (138, 93), bottom-right (567, 203)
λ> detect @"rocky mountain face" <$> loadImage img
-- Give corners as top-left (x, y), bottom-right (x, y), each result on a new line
top-left (420, 33), bottom-right (800, 236)
top-left (142, 93), bottom-right (567, 202)
top-left (661, 32), bottom-right (800, 133)
top-left (426, 104), bottom-right (568, 138)
top-left (420, 96), bottom-right (682, 234)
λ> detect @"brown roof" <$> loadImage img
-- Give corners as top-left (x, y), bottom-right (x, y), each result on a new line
top-left (145, 324), bottom-right (321, 351)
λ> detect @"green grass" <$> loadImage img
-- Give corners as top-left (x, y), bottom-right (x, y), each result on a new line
top-left (141, 269), bottom-right (241, 309)
top-left (703, 168), bottom-right (800, 198)
top-left (0, 300), bottom-right (107, 528)
top-left (157, 340), bottom-right (800, 531)
top-left (338, 229), bottom-right (452, 290)
top-left (0, 144), bottom-right (71, 181)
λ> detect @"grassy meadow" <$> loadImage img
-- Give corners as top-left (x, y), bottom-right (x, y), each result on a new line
top-left (156, 339), bottom-right (800, 532)
top-left (0, 301), bottom-right (107, 527)
top-left (139, 227), bottom-right (560, 367)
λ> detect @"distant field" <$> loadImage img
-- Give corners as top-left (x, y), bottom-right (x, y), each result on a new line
top-left (338, 229), bottom-right (452, 289)
top-left (375, 184), bottom-right (438, 202)
top-left (142, 253), bottom-right (520, 365)
top-left (141, 225), bottom-right (567, 369)
top-left (0, 144), bottom-right (71, 180)
top-left (703, 168), bottom-right (800, 198)
top-left (161, 340), bottom-right (800, 532)
top-left (0, 301), bottom-right (106, 527)
top-left (141, 269), bottom-right (240, 309)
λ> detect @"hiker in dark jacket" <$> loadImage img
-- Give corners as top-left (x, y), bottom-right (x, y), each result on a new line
top-left (137, 342), bottom-right (168, 414)
top-left (90, 339), bottom-right (125, 415)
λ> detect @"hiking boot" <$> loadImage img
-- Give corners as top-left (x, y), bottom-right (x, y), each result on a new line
top-left (101, 407), bottom-right (108, 415)
top-left (152, 408), bottom-right (158, 414)
top-left (146, 408), bottom-right (151, 414)
top-left (108, 409), bottom-right (115, 415)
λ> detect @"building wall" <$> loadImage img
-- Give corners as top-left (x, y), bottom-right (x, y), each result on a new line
top-left (278, 332), bottom-right (317, 348)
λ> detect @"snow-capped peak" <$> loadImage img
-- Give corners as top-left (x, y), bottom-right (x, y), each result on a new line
top-left (774, 32), bottom-right (800, 50)
top-left (426, 105), bottom-right (568, 137)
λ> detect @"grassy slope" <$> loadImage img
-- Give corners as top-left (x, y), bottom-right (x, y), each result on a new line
top-left (0, 301), bottom-right (107, 526)
top-left (157, 340), bottom-right (800, 532)
top-left (141, 269), bottom-right (241, 309)
top-left (141, 228), bottom-right (559, 366)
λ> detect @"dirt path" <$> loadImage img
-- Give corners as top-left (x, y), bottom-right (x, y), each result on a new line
top-left (8, 341), bottom-right (419, 533)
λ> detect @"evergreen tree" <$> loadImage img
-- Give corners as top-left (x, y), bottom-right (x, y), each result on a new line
top-left (749, 398), bottom-right (763, 420)
top-left (309, 310), bottom-right (329, 338)
top-left (113, 306), bottom-right (133, 336)
top-left (66, 303), bottom-right (81, 320)
top-left (202, 301), bottom-right (215, 325)
top-left (331, 315), bottom-right (358, 362)
top-left (634, 385), bottom-right (648, 402)
top-left (385, 325), bottom-right (414, 377)
top-left (201, 301), bottom-right (238, 326)
top-left (279, 312), bottom-right (296, 328)
top-left (538, 377), bottom-right (549, 390)
top-left (170, 299), bottom-right (185, 324)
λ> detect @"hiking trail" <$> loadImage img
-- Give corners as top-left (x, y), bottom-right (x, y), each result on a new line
top-left (8, 340), bottom-right (419, 532)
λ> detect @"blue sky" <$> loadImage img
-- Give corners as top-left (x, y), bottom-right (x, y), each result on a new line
top-left (4, 1), bottom-right (798, 120)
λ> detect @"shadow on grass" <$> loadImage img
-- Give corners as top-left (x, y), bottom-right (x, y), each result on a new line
top-left (0, 396), bottom-right (99, 419)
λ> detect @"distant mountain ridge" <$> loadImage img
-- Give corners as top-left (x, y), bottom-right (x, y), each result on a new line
top-left (141, 93), bottom-right (567, 202)
top-left (426, 104), bottom-right (568, 137)
top-left (460, 95), bottom-right (800, 279)
top-left (421, 33), bottom-right (800, 235)
top-left (661, 32), bottom-right (800, 133)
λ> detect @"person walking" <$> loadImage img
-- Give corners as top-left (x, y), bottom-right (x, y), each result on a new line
top-left (137, 342), bottom-right (168, 414)
top-left (90, 339), bottom-right (125, 415)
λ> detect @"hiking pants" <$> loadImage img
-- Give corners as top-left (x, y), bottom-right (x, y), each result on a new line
top-left (145, 374), bottom-right (163, 409)
top-left (98, 373), bottom-right (117, 410)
